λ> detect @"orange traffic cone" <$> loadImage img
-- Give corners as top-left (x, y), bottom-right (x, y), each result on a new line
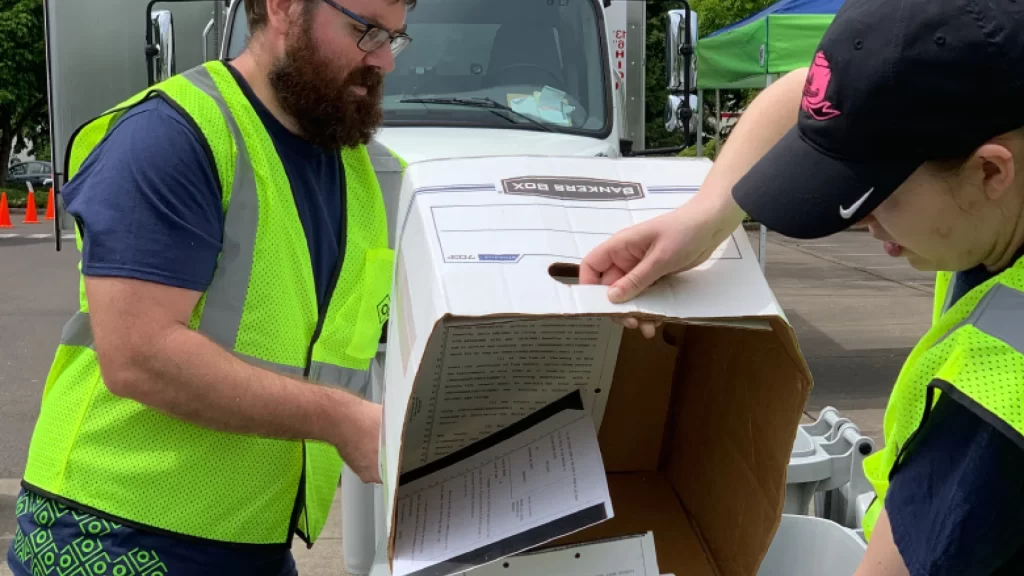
top-left (45, 187), bottom-right (55, 220)
top-left (23, 190), bottom-right (39, 224)
top-left (0, 192), bottom-right (12, 228)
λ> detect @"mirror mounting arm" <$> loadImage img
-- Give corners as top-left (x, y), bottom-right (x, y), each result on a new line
top-left (145, 0), bottom-right (223, 87)
top-left (675, 0), bottom-right (694, 149)
top-left (653, 0), bottom-right (696, 152)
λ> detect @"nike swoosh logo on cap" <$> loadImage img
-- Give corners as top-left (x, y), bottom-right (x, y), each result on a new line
top-left (839, 188), bottom-right (874, 219)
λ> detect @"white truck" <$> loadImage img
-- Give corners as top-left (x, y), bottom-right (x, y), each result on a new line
top-left (43, 0), bottom-right (699, 247)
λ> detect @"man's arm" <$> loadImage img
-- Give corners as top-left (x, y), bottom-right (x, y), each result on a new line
top-left (580, 67), bottom-right (810, 307)
top-left (88, 275), bottom-right (382, 482)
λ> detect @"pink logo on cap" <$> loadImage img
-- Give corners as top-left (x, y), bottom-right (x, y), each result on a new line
top-left (802, 51), bottom-right (841, 120)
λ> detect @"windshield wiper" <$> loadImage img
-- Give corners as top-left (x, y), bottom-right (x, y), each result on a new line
top-left (399, 97), bottom-right (555, 132)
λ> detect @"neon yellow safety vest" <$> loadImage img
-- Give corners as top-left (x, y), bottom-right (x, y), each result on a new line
top-left (861, 259), bottom-right (1024, 540)
top-left (20, 61), bottom-right (405, 547)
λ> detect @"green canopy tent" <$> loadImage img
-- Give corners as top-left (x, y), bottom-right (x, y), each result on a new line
top-left (696, 0), bottom-right (845, 90)
top-left (695, 0), bottom-right (845, 152)
top-left (692, 0), bottom-right (844, 270)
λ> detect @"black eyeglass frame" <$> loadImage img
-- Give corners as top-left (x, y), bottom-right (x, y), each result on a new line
top-left (321, 0), bottom-right (412, 56)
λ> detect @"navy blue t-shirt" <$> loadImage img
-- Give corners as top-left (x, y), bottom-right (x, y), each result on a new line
top-left (7, 63), bottom-right (345, 576)
top-left (886, 251), bottom-right (1024, 575)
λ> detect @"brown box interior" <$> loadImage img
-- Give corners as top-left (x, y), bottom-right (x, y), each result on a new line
top-left (546, 318), bottom-right (812, 576)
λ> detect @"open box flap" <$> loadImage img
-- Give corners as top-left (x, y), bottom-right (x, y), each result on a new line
top-left (379, 156), bottom-right (814, 574)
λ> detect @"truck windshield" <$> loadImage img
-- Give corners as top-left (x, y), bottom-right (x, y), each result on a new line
top-left (226, 0), bottom-right (610, 136)
top-left (385, 0), bottom-right (609, 135)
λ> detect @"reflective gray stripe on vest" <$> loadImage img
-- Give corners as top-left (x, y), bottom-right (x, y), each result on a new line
top-left (181, 66), bottom-right (258, 352)
top-left (237, 352), bottom-right (304, 377)
top-left (308, 362), bottom-right (372, 398)
top-left (60, 312), bottom-right (95, 348)
top-left (57, 312), bottom-right (309, 378)
top-left (56, 296), bottom-right (367, 394)
top-left (964, 284), bottom-right (1024, 354)
top-left (939, 283), bottom-right (1024, 354)
top-left (941, 273), bottom-right (959, 315)
top-left (366, 139), bottom-right (403, 248)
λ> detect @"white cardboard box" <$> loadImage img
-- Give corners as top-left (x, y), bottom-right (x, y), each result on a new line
top-left (378, 155), bottom-right (814, 576)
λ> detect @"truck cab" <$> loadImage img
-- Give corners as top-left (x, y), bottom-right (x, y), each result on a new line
top-left (43, 0), bottom-right (696, 248)
top-left (220, 0), bottom-right (696, 163)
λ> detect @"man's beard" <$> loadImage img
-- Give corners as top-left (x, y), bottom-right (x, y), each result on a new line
top-left (268, 12), bottom-right (385, 149)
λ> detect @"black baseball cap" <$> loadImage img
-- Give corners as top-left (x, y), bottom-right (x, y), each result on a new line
top-left (732, 0), bottom-right (1024, 240)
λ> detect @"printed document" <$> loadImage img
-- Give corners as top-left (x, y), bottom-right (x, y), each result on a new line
top-left (456, 532), bottom-right (661, 576)
top-left (400, 316), bottom-right (620, 470)
top-left (392, 392), bottom-right (613, 576)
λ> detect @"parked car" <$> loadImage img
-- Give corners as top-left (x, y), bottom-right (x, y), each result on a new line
top-left (7, 161), bottom-right (53, 188)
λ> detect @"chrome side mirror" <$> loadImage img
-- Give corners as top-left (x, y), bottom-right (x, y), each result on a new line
top-left (664, 94), bottom-right (682, 132)
top-left (665, 8), bottom-right (698, 92)
top-left (663, 6), bottom-right (698, 146)
top-left (146, 10), bottom-right (176, 86)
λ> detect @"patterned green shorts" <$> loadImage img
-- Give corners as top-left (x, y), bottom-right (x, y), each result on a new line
top-left (9, 490), bottom-right (169, 576)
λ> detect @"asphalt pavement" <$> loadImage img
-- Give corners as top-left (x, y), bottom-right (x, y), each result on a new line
top-left (0, 224), bottom-right (935, 575)
top-left (754, 228), bottom-right (933, 443)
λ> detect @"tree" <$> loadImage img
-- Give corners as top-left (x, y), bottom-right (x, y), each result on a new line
top-left (645, 0), bottom-right (774, 149)
top-left (0, 0), bottom-right (49, 184)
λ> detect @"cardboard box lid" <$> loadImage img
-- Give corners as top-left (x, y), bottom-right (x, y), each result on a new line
top-left (379, 155), bottom-right (813, 576)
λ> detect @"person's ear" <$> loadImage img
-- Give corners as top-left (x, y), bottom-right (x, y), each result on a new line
top-left (264, 0), bottom-right (304, 37)
top-left (970, 142), bottom-right (1015, 201)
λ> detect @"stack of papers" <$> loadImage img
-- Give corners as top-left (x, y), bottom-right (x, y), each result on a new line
top-left (392, 391), bottom-right (657, 576)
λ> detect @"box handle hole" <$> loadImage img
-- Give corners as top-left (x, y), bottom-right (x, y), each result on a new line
top-left (548, 262), bottom-right (580, 285)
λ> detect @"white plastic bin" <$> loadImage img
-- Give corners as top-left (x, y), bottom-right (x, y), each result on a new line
top-left (361, 515), bottom-right (866, 576)
top-left (785, 426), bottom-right (823, 515)
top-left (757, 515), bottom-right (867, 576)
top-left (343, 348), bottom-right (388, 576)
top-left (786, 407), bottom-right (875, 528)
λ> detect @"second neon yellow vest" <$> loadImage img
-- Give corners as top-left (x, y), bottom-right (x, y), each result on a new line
top-left (861, 260), bottom-right (1024, 540)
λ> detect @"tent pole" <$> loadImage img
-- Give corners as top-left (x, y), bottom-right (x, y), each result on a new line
top-left (714, 89), bottom-right (722, 153)
top-left (695, 90), bottom-right (704, 157)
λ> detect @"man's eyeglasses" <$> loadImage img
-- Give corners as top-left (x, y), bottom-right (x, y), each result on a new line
top-left (321, 0), bottom-right (412, 57)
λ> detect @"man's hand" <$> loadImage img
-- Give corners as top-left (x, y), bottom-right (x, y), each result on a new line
top-left (330, 399), bottom-right (383, 484)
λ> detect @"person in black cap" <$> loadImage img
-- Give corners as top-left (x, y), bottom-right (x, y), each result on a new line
top-left (581, 0), bottom-right (1024, 573)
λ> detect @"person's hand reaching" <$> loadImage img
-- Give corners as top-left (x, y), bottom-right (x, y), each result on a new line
top-left (580, 194), bottom-right (745, 338)
top-left (580, 66), bottom-right (807, 338)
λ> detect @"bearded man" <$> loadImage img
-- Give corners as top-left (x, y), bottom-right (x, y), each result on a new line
top-left (7, 0), bottom-right (412, 574)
